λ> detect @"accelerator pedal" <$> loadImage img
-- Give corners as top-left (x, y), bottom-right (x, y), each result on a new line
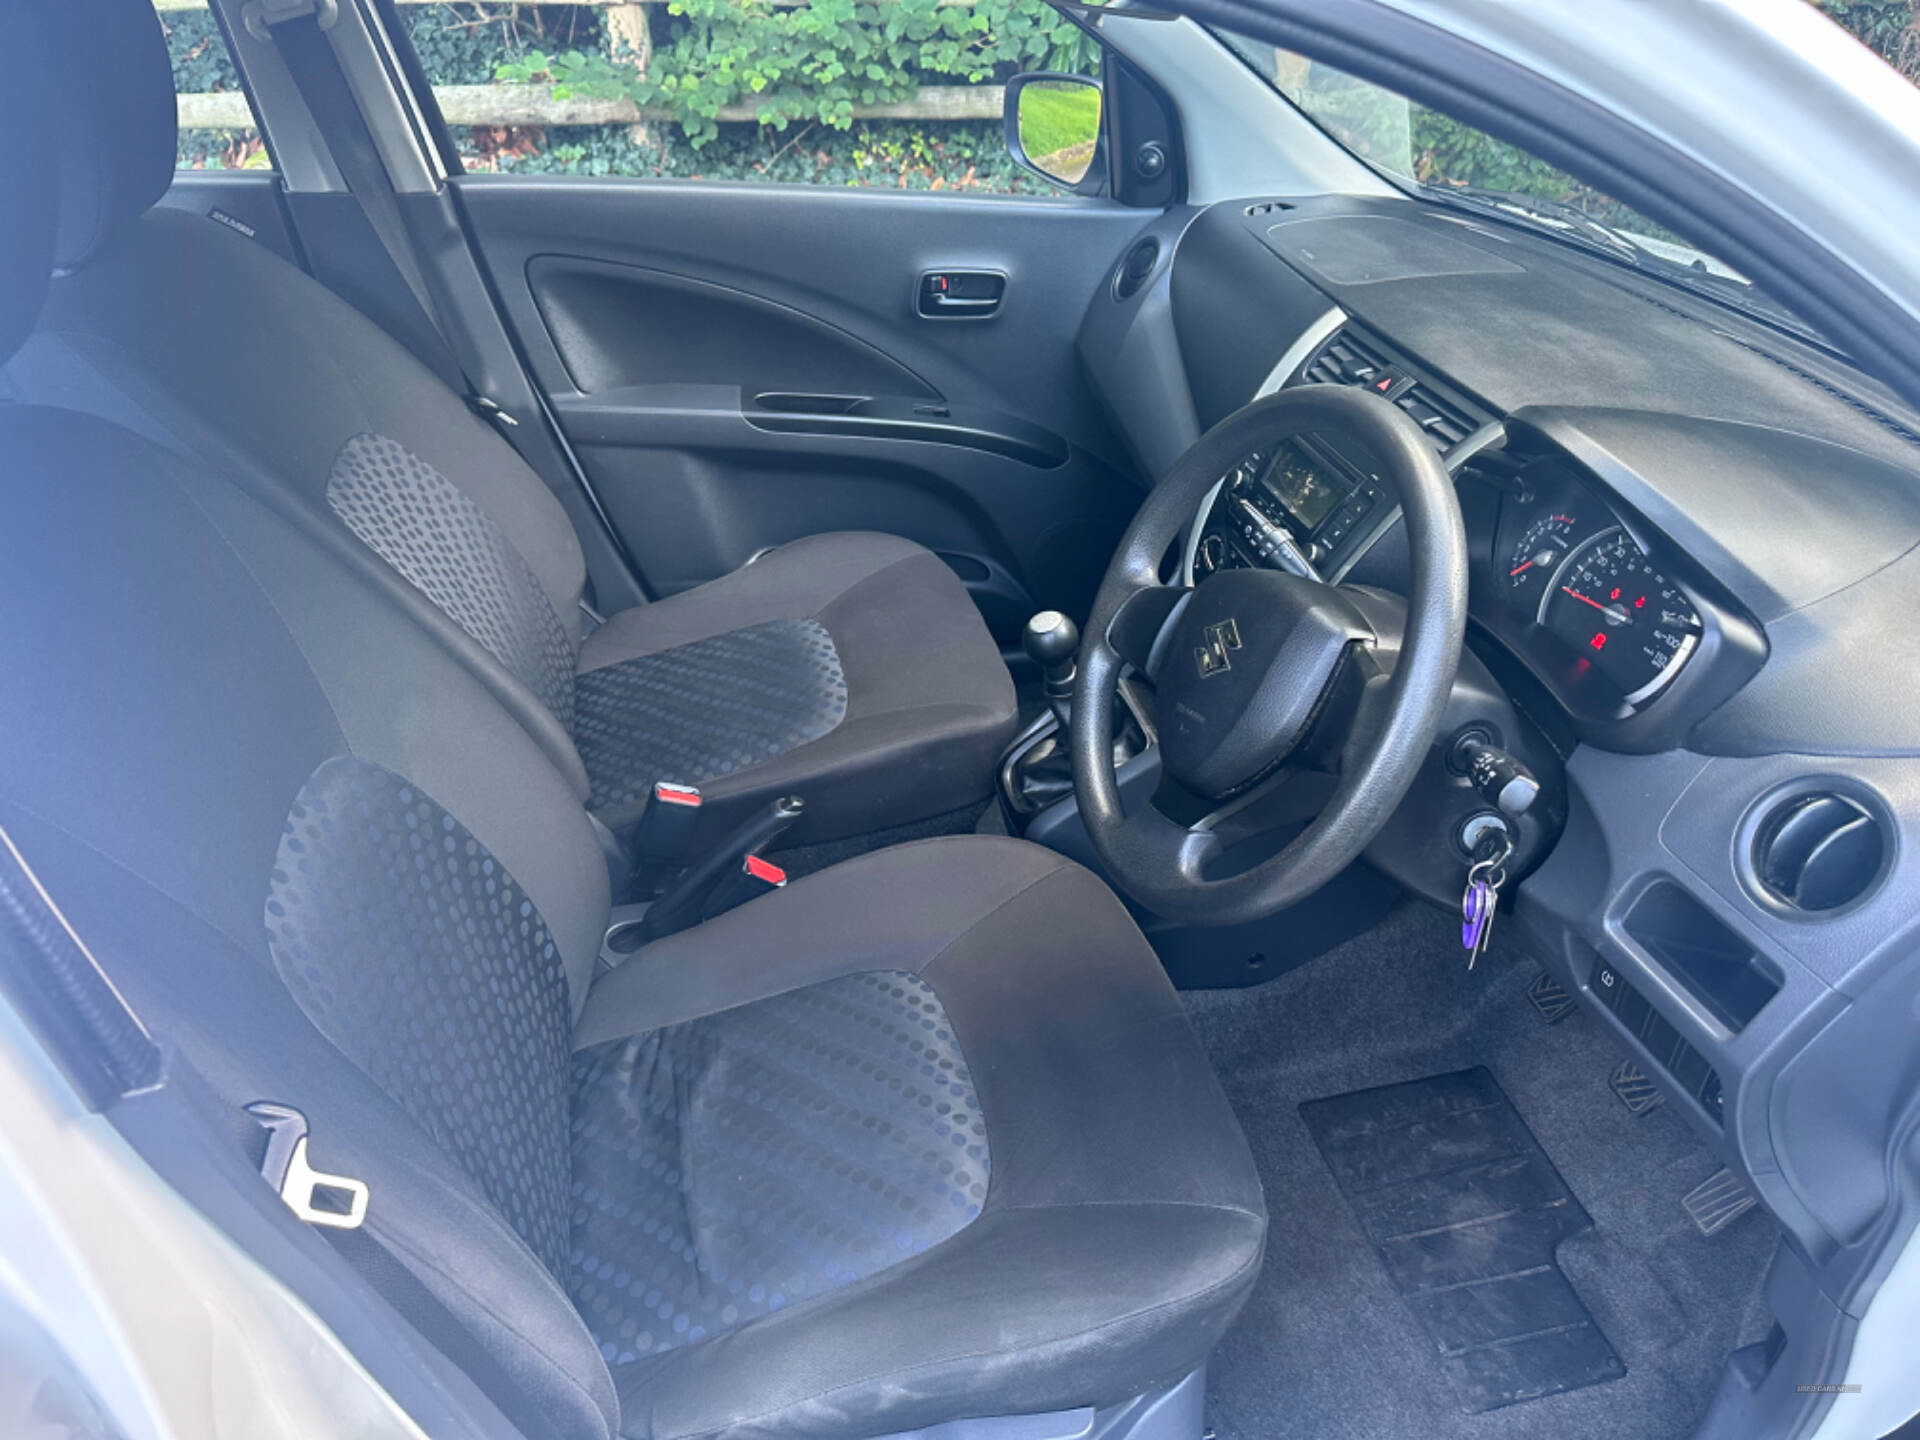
top-left (1684, 1168), bottom-right (1758, 1237)
top-left (1527, 970), bottom-right (1577, 1024)
top-left (1609, 1058), bottom-right (1666, 1116)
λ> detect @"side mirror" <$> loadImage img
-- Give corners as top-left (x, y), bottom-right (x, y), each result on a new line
top-left (1004, 73), bottom-right (1107, 195)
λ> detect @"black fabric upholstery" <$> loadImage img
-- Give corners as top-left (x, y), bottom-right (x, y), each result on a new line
top-left (580, 535), bottom-right (1017, 840)
top-left (0, 401), bottom-right (1264, 1440)
top-left (0, 407), bottom-right (620, 1440)
top-left (269, 755), bottom-right (577, 1277)
top-left (330, 432), bottom-right (581, 729)
top-left (578, 839), bottom-right (1268, 1440)
top-left (31, 0), bottom-right (176, 271)
top-left (568, 970), bottom-right (988, 1366)
top-left (574, 618), bottom-right (848, 812)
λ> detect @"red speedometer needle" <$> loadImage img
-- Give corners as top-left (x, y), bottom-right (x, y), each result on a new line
top-left (1561, 586), bottom-right (1611, 614)
top-left (1510, 561), bottom-right (1534, 577)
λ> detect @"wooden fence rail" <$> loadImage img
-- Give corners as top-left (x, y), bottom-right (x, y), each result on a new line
top-left (179, 81), bottom-right (1004, 128)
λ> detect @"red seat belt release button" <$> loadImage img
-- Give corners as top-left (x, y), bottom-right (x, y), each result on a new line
top-left (744, 854), bottom-right (787, 888)
top-left (634, 780), bottom-right (702, 859)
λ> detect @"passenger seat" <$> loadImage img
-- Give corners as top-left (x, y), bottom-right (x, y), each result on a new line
top-left (7, 0), bottom-right (1017, 849)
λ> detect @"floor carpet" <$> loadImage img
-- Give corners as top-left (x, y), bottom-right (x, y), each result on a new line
top-left (1183, 900), bottom-right (1779, 1440)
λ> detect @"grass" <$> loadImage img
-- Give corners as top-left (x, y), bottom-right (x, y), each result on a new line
top-left (1018, 81), bottom-right (1101, 181)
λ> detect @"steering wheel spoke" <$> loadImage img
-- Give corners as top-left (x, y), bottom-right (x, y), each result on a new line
top-left (1116, 801), bottom-right (1223, 889)
top-left (1104, 582), bottom-right (1192, 679)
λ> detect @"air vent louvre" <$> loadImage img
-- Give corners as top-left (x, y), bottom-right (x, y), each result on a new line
top-left (1302, 332), bottom-right (1389, 387)
top-left (1751, 790), bottom-right (1887, 913)
top-left (1395, 384), bottom-right (1476, 451)
top-left (1300, 331), bottom-right (1479, 454)
top-left (1244, 200), bottom-right (1295, 217)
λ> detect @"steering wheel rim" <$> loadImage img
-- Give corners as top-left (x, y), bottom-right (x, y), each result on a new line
top-left (1071, 384), bottom-right (1469, 927)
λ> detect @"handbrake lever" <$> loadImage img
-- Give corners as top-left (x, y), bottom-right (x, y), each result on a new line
top-left (634, 795), bottom-right (804, 943)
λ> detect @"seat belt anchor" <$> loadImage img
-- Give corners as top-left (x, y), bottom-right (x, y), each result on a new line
top-left (241, 0), bottom-right (339, 40)
top-left (246, 1101), bottom-right (370, 1230)
top-left (468, 395), bottom-right (521, 429)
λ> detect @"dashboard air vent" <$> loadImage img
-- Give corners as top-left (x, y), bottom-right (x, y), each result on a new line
top-left (1244, 200), bottom-right (1295, 217)
top-left (1751, 791), bottom-right (1888, 913)
top-left (1114, 237), bottom-right (1161, 301)
top-left (1394, 384), bottom-right (1476, 451)
top-left (1299, 330), bottom-right (1480, 454)
top-left (1302, 331), bottom-right (1390, 387)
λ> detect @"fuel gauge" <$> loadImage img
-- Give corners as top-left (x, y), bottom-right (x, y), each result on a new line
top-left (1506, 513), bottom-right (1577, 611)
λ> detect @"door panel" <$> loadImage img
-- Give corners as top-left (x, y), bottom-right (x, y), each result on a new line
top-left (532, 258), bottom-right (937, 398)
top-left (458, 178), bottom-right (1152, 641)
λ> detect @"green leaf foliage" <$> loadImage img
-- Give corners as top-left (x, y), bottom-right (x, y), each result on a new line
top-left (491, 0), bottom-right (1095, 146)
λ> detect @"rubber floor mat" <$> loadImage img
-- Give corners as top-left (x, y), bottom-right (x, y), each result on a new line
top-left (1300, 1067), bottom-right (1625, 1413)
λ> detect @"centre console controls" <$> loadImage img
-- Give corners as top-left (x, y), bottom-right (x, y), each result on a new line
top-left (1192, 433), bottom-right (1391, 583)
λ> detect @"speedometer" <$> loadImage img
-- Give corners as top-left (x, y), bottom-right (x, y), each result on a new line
top-left (1539, 527), bottom-right (1702, 705)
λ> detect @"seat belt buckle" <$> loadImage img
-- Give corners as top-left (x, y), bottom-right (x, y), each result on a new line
top-left (246, 1102), bottom-right (369, 1230)
top-left (703, 854), bottom-right (788, 919)
top-left (633, 781), bottom-right (703, 861)
top-left (241, 0), bottom-right (338, 39)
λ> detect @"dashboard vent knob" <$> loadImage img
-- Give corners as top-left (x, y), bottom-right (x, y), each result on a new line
top-left (1750, 790), bottom-right (1887, 912)
top-left (1114, 238), bottom-right (1161, 301)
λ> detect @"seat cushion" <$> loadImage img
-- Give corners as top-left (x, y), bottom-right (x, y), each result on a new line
top-left (576, 534), bottom-right (1018, 843)
top-left (572, 837), bottom-right (1268, 1440)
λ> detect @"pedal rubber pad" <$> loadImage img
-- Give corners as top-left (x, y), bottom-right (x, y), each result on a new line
top-left (1684, 1168), bottom-right (1758, 1237)
top-left (1609, 1059), bottom-right (1665, 1115)
top-left (1527, 971), bottom-right (1577, 1024)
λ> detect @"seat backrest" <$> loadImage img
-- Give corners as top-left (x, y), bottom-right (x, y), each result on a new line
top-left (0, 76), bottom-right (621, 1431)
top-left (6, 0), bottom-right (599, 785)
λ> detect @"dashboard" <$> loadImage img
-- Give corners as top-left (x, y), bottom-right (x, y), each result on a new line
top-left (1075, 189), bottom-right (1920, 1342)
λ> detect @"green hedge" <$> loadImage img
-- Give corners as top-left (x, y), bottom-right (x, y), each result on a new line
top-left (165, 0), bottom-right (1918, 187)
top-left (477, 117), bottom-right (1050, 191)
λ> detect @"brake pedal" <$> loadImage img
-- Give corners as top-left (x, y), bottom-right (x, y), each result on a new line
top-left (1684, 1168), bottom-right (1757, 1237)
top-left (1527, 970), bottom-right (1577, 1024)
top-left (1609, 1058), bottom-right (1665, 1115)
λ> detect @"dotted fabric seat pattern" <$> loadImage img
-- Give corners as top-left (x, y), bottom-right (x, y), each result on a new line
top-left (573, 619), bottom-right (849, 813)
top-left (567, 969), bottom-right (990, 1367)
top-left (265, 756), bottom-right (576, 1275)
top-left (327, 433), bottom-right (580, 731)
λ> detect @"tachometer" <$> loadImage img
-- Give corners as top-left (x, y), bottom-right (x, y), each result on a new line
top-left (1539, 527), bottom-right (1702, 705)
top-left (1505, 512), bottom-right (1577, 610)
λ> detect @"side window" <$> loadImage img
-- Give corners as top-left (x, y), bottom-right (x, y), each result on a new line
top-left (409, 0), bottom-right (1097, 192)
top-left (155, 1), bottom-right (269, 169)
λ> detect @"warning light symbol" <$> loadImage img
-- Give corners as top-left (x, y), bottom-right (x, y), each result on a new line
top-left (1590, 632), bottom-right (1608, 651)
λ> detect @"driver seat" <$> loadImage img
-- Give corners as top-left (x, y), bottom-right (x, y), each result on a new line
top-left (0, 93), bottom-right (1265, 1440)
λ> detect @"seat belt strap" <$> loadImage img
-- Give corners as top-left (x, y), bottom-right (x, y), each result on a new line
top-left (257, 7), bottom-right (516, 430)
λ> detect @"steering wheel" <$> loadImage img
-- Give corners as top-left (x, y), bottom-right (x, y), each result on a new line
top-left (1071, 385), bottom-right (1469, 926)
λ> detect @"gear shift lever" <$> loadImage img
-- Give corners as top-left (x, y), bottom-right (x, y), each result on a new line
top-left (1024, 610), bottom-right (1079, 725)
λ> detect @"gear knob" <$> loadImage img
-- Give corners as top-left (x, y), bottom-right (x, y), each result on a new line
top-left (1024, 611), bottom-right (1079, 725)
top-left (1024, 610), bottom-right (1080, 680)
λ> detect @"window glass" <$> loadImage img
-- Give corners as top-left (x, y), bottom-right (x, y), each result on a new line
top-left (154, 1), bottom-right (269, 169)
top-left (409, 0), bottom-right (1097, 191)
top-left (1208, 32), bottom-right (1859, 341)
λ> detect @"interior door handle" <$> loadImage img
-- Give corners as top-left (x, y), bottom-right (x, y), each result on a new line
top-left (919, 270), bottom-right (1005, 319)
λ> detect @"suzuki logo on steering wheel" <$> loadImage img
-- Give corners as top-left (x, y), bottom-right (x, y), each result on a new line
top-left (1195, 618), bottom-right (1242, 678)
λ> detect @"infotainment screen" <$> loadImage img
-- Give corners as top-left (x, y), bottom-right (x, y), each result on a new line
top-left (1259, 440), bottom-right (1347, 531)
